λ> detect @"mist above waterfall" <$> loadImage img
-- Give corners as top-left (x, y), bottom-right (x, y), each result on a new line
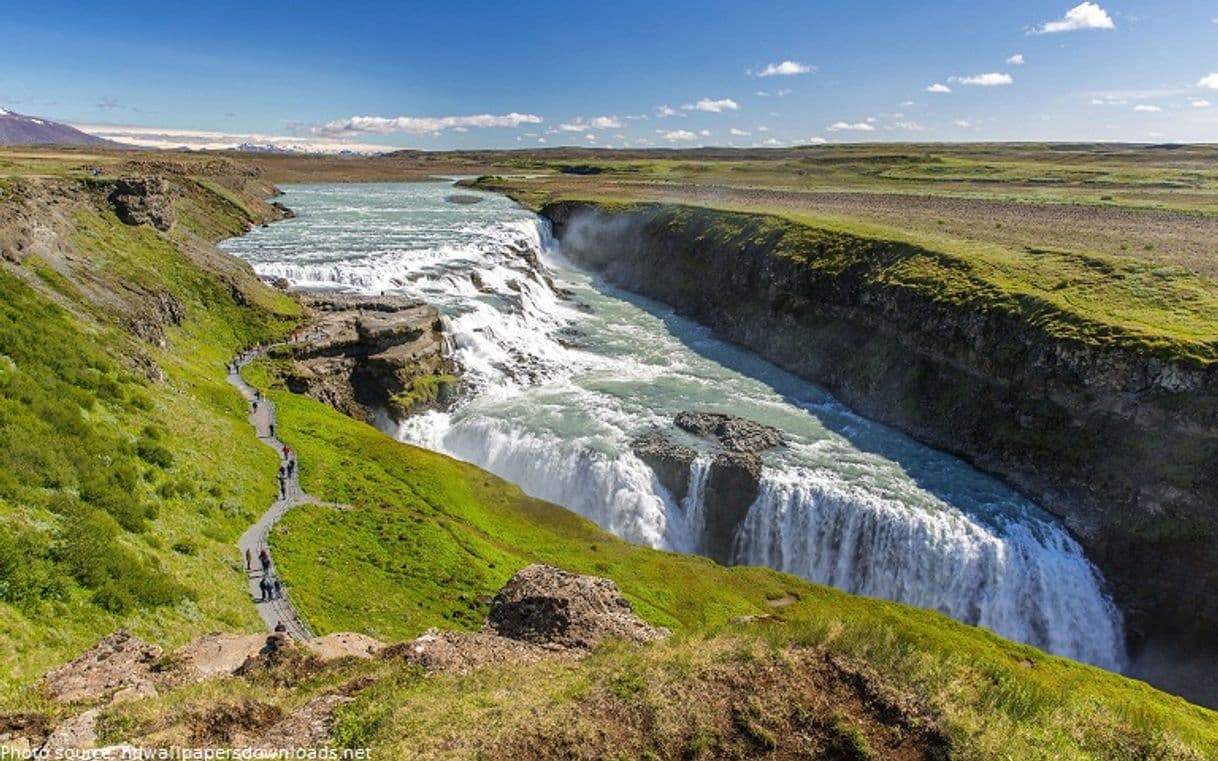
top-left (222, 181), bottom-right (1125, 670)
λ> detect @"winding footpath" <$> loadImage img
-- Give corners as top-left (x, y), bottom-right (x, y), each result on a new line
top-left (227, 348), bottom-right (314, 640)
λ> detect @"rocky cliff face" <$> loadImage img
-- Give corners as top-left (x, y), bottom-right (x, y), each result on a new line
top-left (281, 293), bottom-right (457, 424)
top-left (634, 412), bottom-right (785, 562)
top-left (543, 200), bottom-right (1218, 670)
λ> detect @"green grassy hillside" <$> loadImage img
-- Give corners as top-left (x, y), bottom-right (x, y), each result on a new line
top-left (0, 169), bottom-right (298, 697)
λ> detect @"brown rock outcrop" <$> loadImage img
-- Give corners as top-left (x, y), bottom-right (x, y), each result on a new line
top-left (39, 631), bottom-right (161, 704)
top-left (283, 293), bottom-right (457, 423)
top-left (108, 176), bottom-right (176, 231)
top-left (483, 564), bottom-right (669, 649)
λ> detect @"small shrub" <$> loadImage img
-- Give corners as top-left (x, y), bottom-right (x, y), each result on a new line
top-left (826, 715), bottom-right (875, 761)
top-left (609, 672), bottom-right (646, 701)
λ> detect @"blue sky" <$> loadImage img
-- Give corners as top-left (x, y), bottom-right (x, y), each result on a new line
top-left (2, 1), bottom-right (1216, 150)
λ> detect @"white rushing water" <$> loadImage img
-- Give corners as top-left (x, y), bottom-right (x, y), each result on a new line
top-left (222, 180), bottom-right (1125, 670)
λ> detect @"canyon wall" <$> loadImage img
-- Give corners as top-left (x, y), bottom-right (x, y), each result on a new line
top-left (542, 200), bottom-right (1218, 667)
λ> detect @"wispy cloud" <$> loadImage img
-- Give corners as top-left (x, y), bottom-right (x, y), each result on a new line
top-left (729, 127), bottom-right (751, 136)
top-left (951, 72), bottom-right (1014, 86)
top-left (558, 115), bottom-right (623, 132)
top-left (682, 97), bottom-right (739, 113)
top-left (890, 121), bottom-right (926, 131)
top-left (95, 98), bottom-right (142, 113)
top-left (826, 121), bottom-right (876, 132)
top-left (74, 123), bottom-right (395, 153)
top-left (926, 83), bottom-right (952, 93)
top-left (1190, 99), bottom-right (1212, 108)
top-left (657, 129), bottom-right (699, 141)
top-left (1030, 2), bottom-right (1115, 34)
top-left (755, 88), bottom-right (793, 97)
top-left (1133, 104), bottom-right (1162, 112)
top-left (1199, 73), bottom-right (1218, 90)
top-left (654, 104), bottom-right (682, 118)
top-left (751, 60), bottom-right (814, 77)
top-left (954, 119), bottom-right (975, 128)
top-left (313, 112), bottom-right (542, 137)
top-left (1007, 54), bottom-right (1025, 65)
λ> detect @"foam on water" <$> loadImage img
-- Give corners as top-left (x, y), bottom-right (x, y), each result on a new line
top-left (222, 180), bottom-right (1126, 669)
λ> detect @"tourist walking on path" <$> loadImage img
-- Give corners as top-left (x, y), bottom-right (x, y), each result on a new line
top-left (228, 345), bottom-right (313, 640)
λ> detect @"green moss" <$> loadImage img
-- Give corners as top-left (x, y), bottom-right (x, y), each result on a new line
top-left (390, 373), bottom-right (456, 413)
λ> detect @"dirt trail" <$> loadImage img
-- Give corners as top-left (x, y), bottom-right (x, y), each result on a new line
top-left (227, 347), bottom-right (314, 640)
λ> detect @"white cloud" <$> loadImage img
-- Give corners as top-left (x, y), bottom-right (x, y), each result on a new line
top-left (682, 98), bottom-right (739, 113)
top-left (926, 83), bottom-right (952, 93)
top-left (757, 125), bottom-right (770, 132)
top-left (74, 123), bottom-right (396, 153)
top-left (729, 127), bottom-right (751, 136)
top-left (699, 129), bottom-right (711, 136)
top-left (657, 129), bottom-right (699, 141)
top-left (1199, 73), bottom-right (1218, 90)
top-left (1031, 2), bottom-right (1115, 34)
top-left (558, 115), bottom-right (623, 132)
top-left (1090, 97), bottom-right (1128, 105)
top-left (1191, 99), bottom-right (1212, 108)
top-left (537, 137), bottom-right (546, 143)
top-left (801, 137), bottom-right (828, 145)
top-left (892, 121), bottom-right (926, 131)
top-left (752, 60), bottom-right (814, 77)
top-left (757, 138), bottom-right (784, 146)
top-left (827, 121), bottom-right (876, 132)
top-left (1134, 104), bottom-right (1162, 112)
top-left (314, 112), bottom-right (542, 137)
top-left (951, 72), bottom-right (1014, 86)
top-left (1007, 54), bottom-right (1025, 65)
top-left (900, 100), bottom-right (915, 107)
top-left (584, 133), bottom-right (597, 142)
top-left (953, 119), bottom-right (974, 128)
top-left (655, 104), bottom-right (681, 118)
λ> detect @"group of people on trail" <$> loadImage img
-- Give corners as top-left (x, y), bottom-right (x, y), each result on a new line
top-left (277, 456), bottom-right (296, 499)
top-left (232, 344), bottom-right (305, 638)
top-left (246, 548), bottom-right (284, 603)
top-left (258, 574), bottom-right (283, 602)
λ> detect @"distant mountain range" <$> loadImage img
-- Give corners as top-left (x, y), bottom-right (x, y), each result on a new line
top-left (0, 108), bottom-right (123, 146)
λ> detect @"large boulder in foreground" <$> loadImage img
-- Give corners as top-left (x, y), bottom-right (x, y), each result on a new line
top-left (483, 564), bottom-right (669, 649)
top-left (38, 631), bottom-right (161, 704)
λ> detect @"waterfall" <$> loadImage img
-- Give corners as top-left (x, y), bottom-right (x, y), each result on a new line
top-left (680, 457), bottom-right (713, 551)
top-left (733, 471), bottom-right (1125, 670)
top-left (221, 181), bottom-right (1127, 672)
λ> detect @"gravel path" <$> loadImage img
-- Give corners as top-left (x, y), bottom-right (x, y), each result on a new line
top-left (227, 348), bottom-right (314, 640)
